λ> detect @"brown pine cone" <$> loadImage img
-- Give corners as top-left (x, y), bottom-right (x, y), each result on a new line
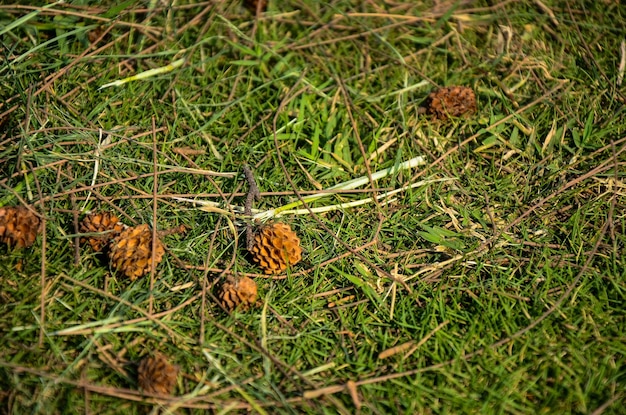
top-left (0, 205), bottom-right (41, 248)
top-left (137, 353), bottom-right (178, 395)
top-left (79, 211), bottom-right (125, 252)
top-left (425, 86), bottom-right (476, 120)
top-left (217, 276), bottom-right (258, 311)
top-left (249, 222), bottom-right (302, 274)
top-left (109, 224), bottom-right (165, 280)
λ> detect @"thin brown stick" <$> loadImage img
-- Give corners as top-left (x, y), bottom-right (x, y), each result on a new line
top-left (590, 393), bottom-right (624, 415)
top-left (38, 212), bottom-right (46, 348)
top-left (242, 164), bottom-right (260, 250)
top-left (199, 222), bottom-right (216, 346)
top-left (149, 116), bottom-right (158, 315)
top-left (25, 159), bottom-right (48, 349)
top-left (69, 190), bottom-right (81, 267)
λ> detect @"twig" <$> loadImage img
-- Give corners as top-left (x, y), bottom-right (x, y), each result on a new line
top-left (38, 213), bottom-right (46, 348)
top-left (70, 191), bottom-right (81, 267)
top-left (533, 0), bottom-right (559, 26)
top-left (26, 158), bottom-right (47, 348)
top-left (157, 224), bottom-right (187, 238)
top-left (590, 393), bottom-right (624, 415)
top-left (149, 116), bottom-right (158, 316)
top-left (242, 165), bottom-right (260, 250)
top-left (617, 40), bottom-right (625, 87)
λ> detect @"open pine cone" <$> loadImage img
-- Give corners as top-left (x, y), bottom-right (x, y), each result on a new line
top-left (137, 353), bottom-right (178, 395)
top-left (217, 276), bottom-right (258, 311)
top-left (249, 222), bottom-right (302, 274)
top-left (0, 205), bottom-right (41, 248)
top-left (79, 211), bottom-right (125, 252)
top-left (109, 224), bottom-right (165, 280)
top-left (425, 86), bottom-right (476, 120)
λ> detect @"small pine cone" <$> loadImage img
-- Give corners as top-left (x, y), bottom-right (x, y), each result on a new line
top-left (426, 86), bottom-right (476, 120)
top-left (217, 276), bottom-right (258, 311)
top-left (243, 0), bottom-right (267, 13)
top-left (249, 222), bottom-right (302, 274)
top-left (0, 206), bottom-right (41, 248)
top-left (109, 224), bottom-right (165, 280)
top-left (137, 353), bottom-right (178, 395)
top-left (79, 211), bottom-right (125, 252)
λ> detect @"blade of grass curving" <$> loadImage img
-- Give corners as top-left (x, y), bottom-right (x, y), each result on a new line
top-left (8, 25), bottom-right (97, 69)
top-left (263, 155), bottom-right (427, 217)
top-left (0, 0), bottom-right (64, 37)
top-left (98, 57), bottom-right (185, 90)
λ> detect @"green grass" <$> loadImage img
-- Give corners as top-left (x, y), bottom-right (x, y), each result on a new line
top-left (1, 0), bottom-right (625, 413)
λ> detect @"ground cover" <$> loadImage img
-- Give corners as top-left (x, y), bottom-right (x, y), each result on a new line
top-left (1, 1), bottom-right (625, 413)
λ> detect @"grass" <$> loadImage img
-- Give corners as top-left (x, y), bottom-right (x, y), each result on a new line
top-left (1, 0), bottom-right (625, 413)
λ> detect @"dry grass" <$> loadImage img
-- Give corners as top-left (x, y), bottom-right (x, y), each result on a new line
top-left (1, 1), bottom-right (625, 413)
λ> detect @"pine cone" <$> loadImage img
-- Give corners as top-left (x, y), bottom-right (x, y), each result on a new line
top-left (425, 86), bottom-right (476, 120)
top-left (243, 0), bottom-right (266, 13)
top-left (137, 353), bottom-right (178, 395)
top-left (249, 222), bottom-right (302, 274)
top-left (79, 211), bottom-right (125, 252)
top-left (217, 276), bottom-right (258, 311)
top-left (109, 224), bottom-right (165, 280)
top-left (0, 205), bottom-right (41, 248)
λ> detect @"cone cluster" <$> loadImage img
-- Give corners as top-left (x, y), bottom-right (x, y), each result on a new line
top-left (425, 86), bottom-right (476, 120)
top-left (0, 205), bottom-right (41, 248)
top-left (217, 276), bottom-right (258, 311)
top-left (249, 222), bottom-right (302, 274)
top-left (79, 212), bottom-right (165, 280)
top-left (137, 353), bottom-right (178, 395)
